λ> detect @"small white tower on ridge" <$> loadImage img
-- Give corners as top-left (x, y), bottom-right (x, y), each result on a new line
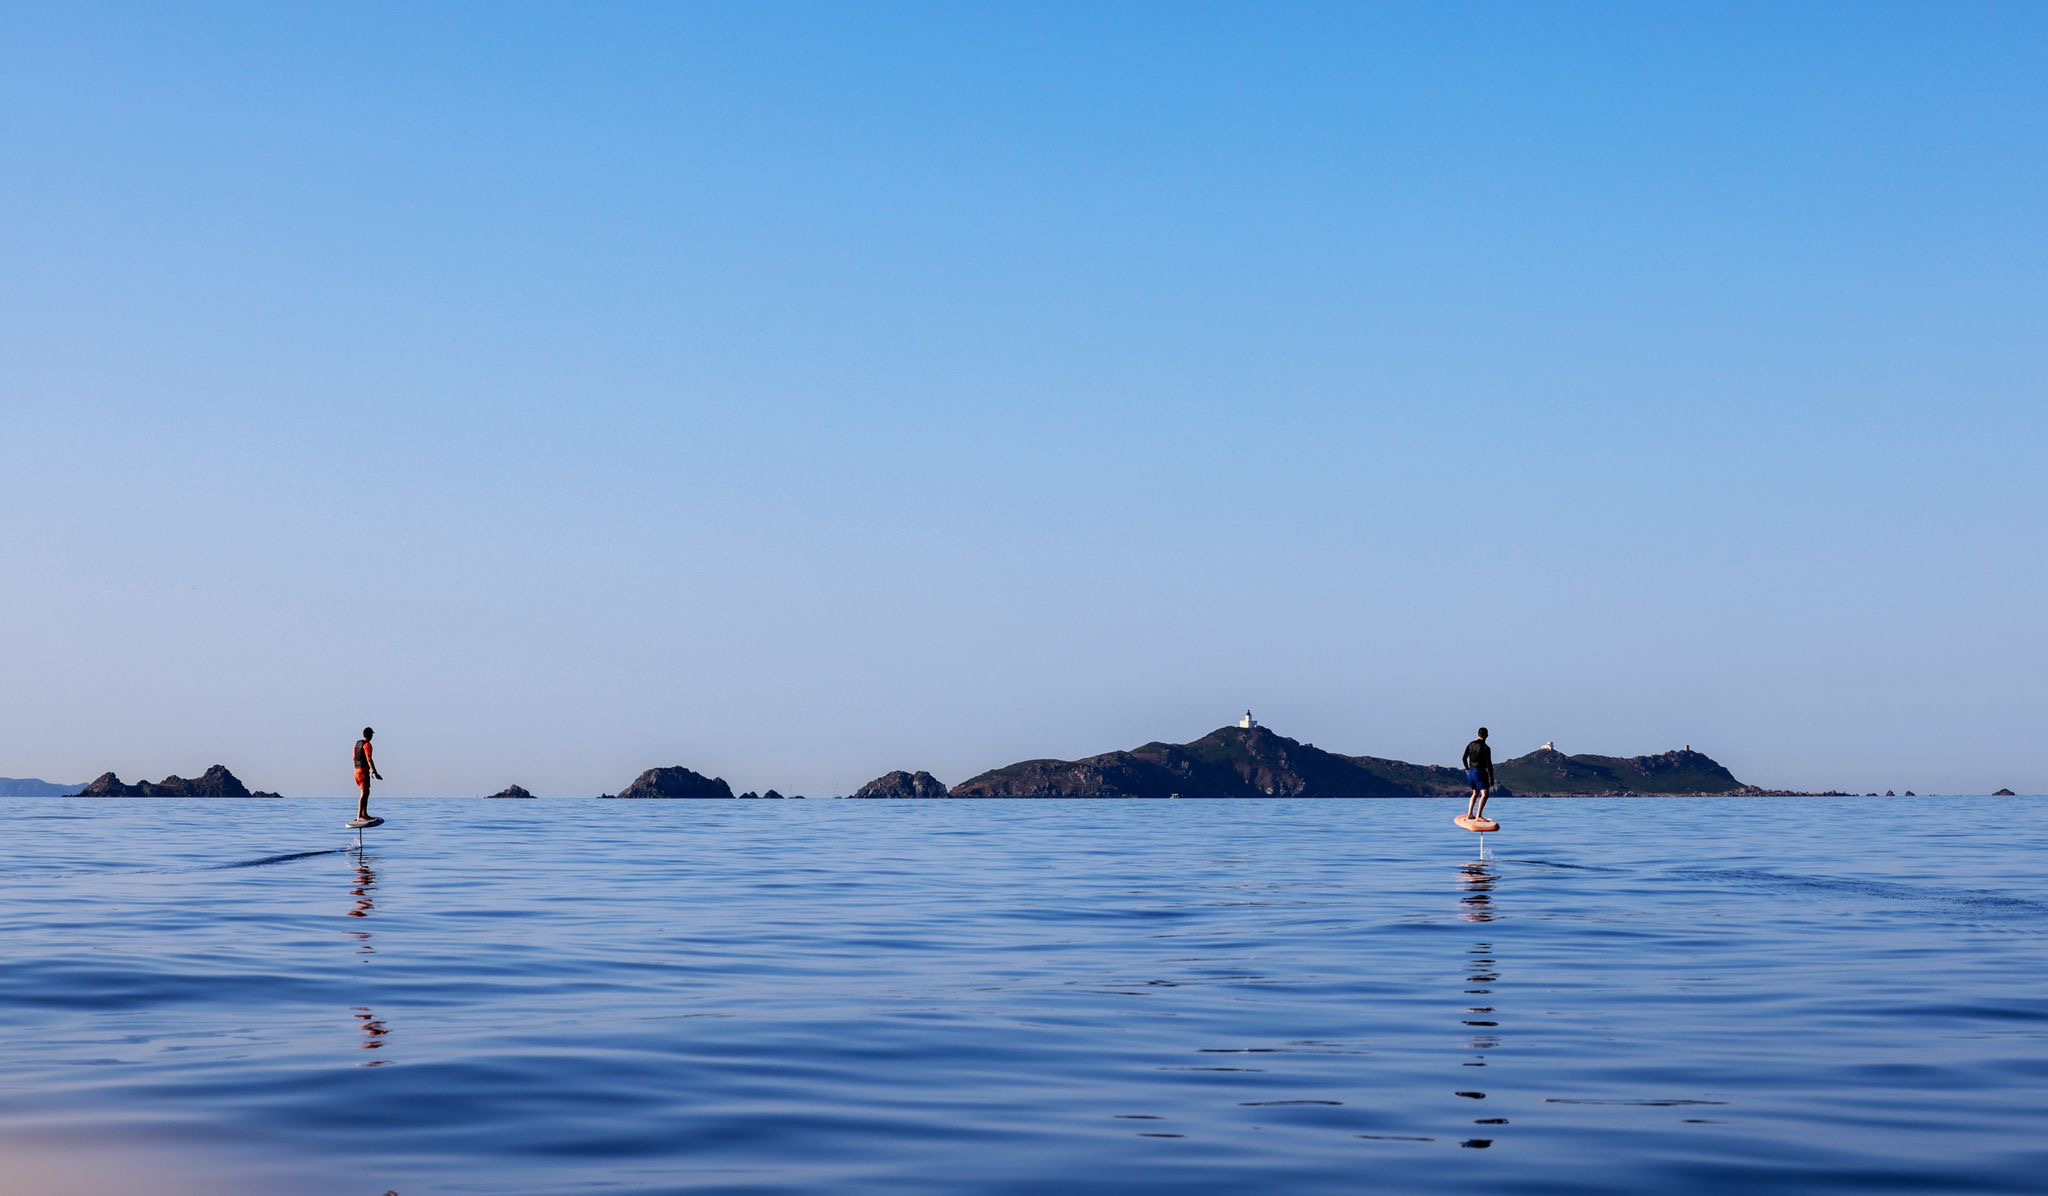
top-left (1541, 741), bottom-right (1556, 752)
top-left (1239, 709), bottom-right (1257, 729)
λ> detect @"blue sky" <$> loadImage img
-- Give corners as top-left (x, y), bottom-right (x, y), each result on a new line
top-left (4, 2), bottom-right (2042, 796)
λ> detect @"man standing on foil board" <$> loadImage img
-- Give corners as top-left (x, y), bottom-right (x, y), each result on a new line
top-left (1464, 727), bottom-right (1496, 823)
top-left (353, 727), bottom-right (383, 825)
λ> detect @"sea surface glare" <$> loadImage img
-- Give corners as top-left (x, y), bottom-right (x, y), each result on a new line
top-left (1, 797), bottom-right (2042, 1195)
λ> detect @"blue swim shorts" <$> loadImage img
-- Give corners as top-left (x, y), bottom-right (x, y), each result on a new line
top-left (1466, 769), bottom-right (1487, 789)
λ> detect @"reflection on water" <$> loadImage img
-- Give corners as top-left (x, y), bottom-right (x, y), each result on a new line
top-left (346, 851), bottom-right (388, 1065)
top-left (347, 853), bottom-right (376, 933)
top-left (1457, 861), bottom-right (1502, 1149)
top-left (1458, 860), bottom-right (1495, 925)
top-left (354, 1006), bottom-right (390, 1063)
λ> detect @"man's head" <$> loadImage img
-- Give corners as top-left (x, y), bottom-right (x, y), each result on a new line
top-left (1477, 727), bottom-right (1488, 739)
top-left (362, 727), bottom-right (374, 740)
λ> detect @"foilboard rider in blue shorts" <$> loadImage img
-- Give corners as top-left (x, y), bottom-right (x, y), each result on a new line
top-left (1463, 727), bottom-right (1496, 823)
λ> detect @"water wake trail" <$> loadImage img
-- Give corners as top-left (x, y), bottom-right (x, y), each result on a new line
top-left (205, 848), bottom-right (351, 870)
top-left (1672, 867), bottom-right (2048, 913)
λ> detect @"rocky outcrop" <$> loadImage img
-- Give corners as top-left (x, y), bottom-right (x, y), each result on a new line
top-left (761, 789), bottom-right (786, 800)
top-left (1994, 788), bottom-right (2017, 796)
top-left (74, 765), bottom-right (280, 799)
top-left (605, 766), bottom-right (735, 800)
top-left (852, 770), bottom-right (951, 799)
top-left (487, 785), bottom-right (536, 799)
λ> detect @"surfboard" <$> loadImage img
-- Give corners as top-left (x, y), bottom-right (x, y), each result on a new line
top-left (347, 816), bottom-right (384, 829)
top-left (1455, 815), bottom-right (1498, 833)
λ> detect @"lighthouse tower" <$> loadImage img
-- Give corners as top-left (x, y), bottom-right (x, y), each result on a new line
top-left (1238, 709), bottom-right (1258, 730)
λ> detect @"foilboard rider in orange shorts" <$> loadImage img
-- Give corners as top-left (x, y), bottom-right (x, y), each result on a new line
top-left (352, 727), bottom-right (384, 827)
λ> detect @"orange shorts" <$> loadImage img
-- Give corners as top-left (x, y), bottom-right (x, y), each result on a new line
top-left (355, 767), bottom-right (370, 789)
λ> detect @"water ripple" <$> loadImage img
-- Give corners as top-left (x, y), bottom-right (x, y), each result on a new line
top-left (0, 795), bottom-right (2041, 1194)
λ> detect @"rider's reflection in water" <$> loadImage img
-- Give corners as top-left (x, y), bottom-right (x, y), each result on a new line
top-left (1456, 861), bottom-right (1507, 1149)
top-left (347, 853), bottom-right (390, 1065)
top-left (348, 857), bottom-right (376, 938)
top-left (1459, 861), bottom-right (1495, 926)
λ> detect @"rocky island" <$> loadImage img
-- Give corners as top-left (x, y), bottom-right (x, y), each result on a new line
top-left (487, 785), bottom-right (537, 799)
top-left (601, 766), bottom-right (735, 800)
top-left (1494, 745), bottom-right (1745, 796)
top-left (853, 770), bottom-right (952, 799)
top-left (945, 722), bottom-right (1755, 798)
top-left (74, 765), bottom-right (281, 799)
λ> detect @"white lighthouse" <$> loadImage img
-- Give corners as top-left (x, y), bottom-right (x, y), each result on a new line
top-left (1238, 709), bottom-right (1258, 730)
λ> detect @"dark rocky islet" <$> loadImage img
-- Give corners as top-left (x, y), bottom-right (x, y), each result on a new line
top-left (852, 770), bottom-right (952, 799)
top-left (602, 766), bottom-right (735, 800)
top-left (73, 765), bottom-right (281, 799)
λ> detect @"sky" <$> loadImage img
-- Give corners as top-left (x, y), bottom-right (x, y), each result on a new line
top-left (3, 2), bottom-right (2043, 797)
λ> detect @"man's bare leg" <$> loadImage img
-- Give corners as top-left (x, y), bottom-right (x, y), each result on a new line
top-left (1473, 787), bottom-right (1490, 821)
top-left (357, 780), bottom-right (371, 822)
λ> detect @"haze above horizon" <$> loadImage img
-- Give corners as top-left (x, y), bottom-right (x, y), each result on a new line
top-left (5, 2), bottom-right (2042, 798)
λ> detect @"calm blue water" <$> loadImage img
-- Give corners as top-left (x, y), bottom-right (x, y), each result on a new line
top-left (1, 797), bottom-right (2042, 1195)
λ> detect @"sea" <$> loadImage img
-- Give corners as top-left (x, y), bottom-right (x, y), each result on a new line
top-left (1, 796), bottom-right (2042, 1195)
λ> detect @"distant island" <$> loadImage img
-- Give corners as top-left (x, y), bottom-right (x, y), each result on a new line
top-left (486, 785), bottom-right (537, 799)
top-left (860, 719), bottom-right (1766, 799)
top-left (74, 765), bottom-right (281, 799)
top-left (600, 766), bottom-right (736, 800)
top-left (0, 777), bottom-right (84, 797)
